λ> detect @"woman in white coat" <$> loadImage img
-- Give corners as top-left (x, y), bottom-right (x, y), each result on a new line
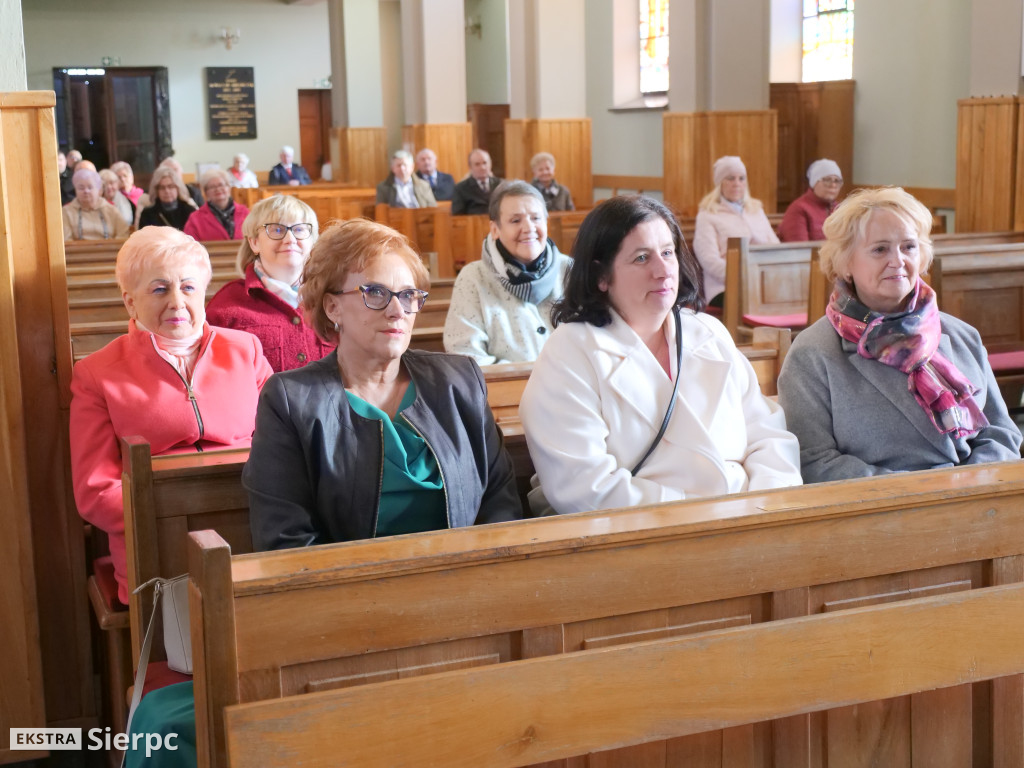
top-left (692, 155), bottom-right (779, 307)
top-left (519, 195), bottom-right (802, 516)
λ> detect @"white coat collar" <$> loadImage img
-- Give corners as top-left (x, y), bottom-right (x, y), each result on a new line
top-left (595, 309), bottom-right (732, 435)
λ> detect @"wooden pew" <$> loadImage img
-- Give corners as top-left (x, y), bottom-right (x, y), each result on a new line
top-left (374, 204), bottom-right (455, 278)
top-left (230, 184), bottom-right (377, 229)
top-left (225, 582), bottom-right (1024, 768)
top-left (188, 460), bottom-right (1024, 768)
top-left (449, 214), bottom-right (490, 272)
top-left (545, 209), bottom-right (589, 255)
top-left (724, 238), bottom-right (813, 342)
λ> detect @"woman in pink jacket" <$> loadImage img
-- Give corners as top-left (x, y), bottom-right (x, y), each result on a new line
top-left (70, 227), bottom-right (273, 604)
top-left (692, 155), bottom-right (779, 306)
top-left (183, 168), bottom-right (250, 241)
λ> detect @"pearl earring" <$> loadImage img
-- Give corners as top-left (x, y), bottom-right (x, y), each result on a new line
top-left (334, 321), bottom-right (340, 332)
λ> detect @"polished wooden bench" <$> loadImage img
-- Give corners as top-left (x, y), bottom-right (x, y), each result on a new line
top-left (231, 185), bottom-right (376, 228)
top-left (724, 238), bottom-right (814, 342)
top-left (187, 460), bottom-right (1024, 768)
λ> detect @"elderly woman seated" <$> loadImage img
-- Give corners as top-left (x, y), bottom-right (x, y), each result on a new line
top-left (183, 168), bottom-right (250, 241)
top-left (245, 218), bottom-right (524, 549)
top-left (69, 226), bottom-right (273, 606)
top-left (99, 168), bottom-right (135, 226)
top-left (779, 158), bottom-right (844, 242)
top-left (62, 168), bottom-right (131, 241)
top-left (376, 149), bottom-right (436, 208)
top-left (778, 187), bottom-right (1022, 482)
top-left (229, 152), bottom-right (259, 188)
top-left (444, 180), bottom-right (572, 365)
top-left (110, 160), bottom-right (145, 207)
top-left (519, 195), bottom-right (802, 516)
top-left (138, 167), bottom-right (197, 231)
top-left (530, 152), bottom-right (574, 212)
top-left (206, 195), bottom-right (334, 371)
top-left (692, 155), bottom-right (779, 307)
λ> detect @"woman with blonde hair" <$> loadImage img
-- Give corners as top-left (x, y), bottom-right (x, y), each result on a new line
top-left (205, 194), bottom-right (332, 371)
top-left (137, 166), bottom-right (197, 231)
top-left (98, 168), bottom-right (135, 226)
top-left (692, 155), bottom-right (779, 306)
top-left (778, 186), bottom-right (1021, 482)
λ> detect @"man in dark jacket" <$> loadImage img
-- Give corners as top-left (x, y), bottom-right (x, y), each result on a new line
top-left (268, 146), bottom-right (312, 186)
top-left (451, 149), bottom-right (503, 215)
top-left (414, 148), bottom-right (456, 201)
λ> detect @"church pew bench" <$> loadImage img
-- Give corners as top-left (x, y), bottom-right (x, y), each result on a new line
top-left (724, 238), bottom-right (814, 342)
top-left (374, 204), bottom-right (454, 278)
top-left (224, 581), bottom-right (1024, 768)
top-left (230, 185), bottom-right (377, 229)
top-left (188, 460), bottom-right (1024, 768)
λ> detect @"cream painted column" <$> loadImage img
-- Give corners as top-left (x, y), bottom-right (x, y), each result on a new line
top-left (398, 0), bottom-right (471, 185)
top-left (664, 0), bottom-right (776, 215)
top-left (0, 0), bottom-right (27, 91)
top-left (326, 0), bottom-right (387, 186)
top-left (506, 0), bottom-right (592, 206)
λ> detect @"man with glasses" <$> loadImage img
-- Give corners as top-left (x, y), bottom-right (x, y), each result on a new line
top-left (779, 158), bottom-right (844, 242)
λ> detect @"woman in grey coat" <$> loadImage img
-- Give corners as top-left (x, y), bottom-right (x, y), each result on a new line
top-left (778, 187), bottom-right (1021, 482)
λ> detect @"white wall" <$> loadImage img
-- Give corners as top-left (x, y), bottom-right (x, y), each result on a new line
top-left (465, 0), bottom-right (510, 105)
top-left (0, 0), bottom-right (27, 91)
top-left (586, 0), bottom-right (664, 177)
top-left (852, 0), bottom-right (970, 188)
top-left (769, 0), bottom-right (802, 83)
top-left (22, 0), bottom-right (331, 172)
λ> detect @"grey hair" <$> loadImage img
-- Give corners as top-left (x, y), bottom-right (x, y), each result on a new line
top-left (488, 179), bottom-right (547, 222)
top-left (392, 149), bottom-right (414, 164)
top-left (530, 152), bottom-right (555, 171)
top-left (280, 145), bottom-right (295, 156)
top-left (199, 167), bottom-right (233, 191)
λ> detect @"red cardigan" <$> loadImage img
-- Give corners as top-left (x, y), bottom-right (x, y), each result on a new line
top-left (183, 201), bottom-right (250, 241)
top-left (779, 188), bottom-right (836, 242)
top-left (70, 322), bottom-right (273, 603)
top-left (206, 264), bottom-right (336, 372)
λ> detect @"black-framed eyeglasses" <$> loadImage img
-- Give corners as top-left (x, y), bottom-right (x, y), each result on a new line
top-left (330, 283), bottom-right (429, 313)
top-left (262, 223), bottom-right (313, 240)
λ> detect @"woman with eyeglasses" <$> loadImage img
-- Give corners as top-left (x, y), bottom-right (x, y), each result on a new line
top-left (206, 195), bottom-right (334, 372)
top-left (779, 158), bottom-right (844, 242)
top-left (244, 217), bottom-right (525, 551)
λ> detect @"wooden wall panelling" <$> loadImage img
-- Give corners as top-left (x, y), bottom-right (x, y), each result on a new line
top-left (1014, 97), bottom-right (1024, 232)
top-left (467, 103), bottom-right (510, 178)
top-left (0, 92), bottom-right (94, 735)
top-left (331, 126), bottom-right (388, 188)
top-left (0, 92), bottom-right (49, 764)
top-left (956, 97), bottom-right (1018, 233)
top-left (401, 122), bottom-right (472, 184)
top-left (503, 118), bottom-right (593, 209)
top-left (770, 81), bottom-right (854, 212)
top-left (664, 110), bottom-right (778, 218)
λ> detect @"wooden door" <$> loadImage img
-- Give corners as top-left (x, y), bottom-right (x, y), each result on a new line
top-left (298, 89), bottom-right (332, 181)
top-left (467, 103), bottom-right (510, 178)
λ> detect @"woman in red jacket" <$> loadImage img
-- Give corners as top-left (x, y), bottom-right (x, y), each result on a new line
top-left (70, 227), bottom-right (273, 605)
top-left (183, 168), bottom-right (250, 241)
top-left (206, 194), bottom-right (335, 371)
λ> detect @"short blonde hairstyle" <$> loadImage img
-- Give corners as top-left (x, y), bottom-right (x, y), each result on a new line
top-left (300, 218), bottom-right (429, 344)
top-left (199, 167), bottom-right (233, 192)
top-left (819, 186), bottom-right (934, 284)
top-left (236, 195), bottom-right (319, 275)
top-left (148, 166), bottom-right (193, 206)
top-left (530, 152), bottom-right (555, 172)
top-left (98, 168), bottom-right (120, 192)
top-left (115, 227), bottom-right (212, 294)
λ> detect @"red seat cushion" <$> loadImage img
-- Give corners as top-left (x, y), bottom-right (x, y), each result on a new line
top-left (93, 556), bottom-right (127, 611)
top-left (989, 350), bottom-right (1024, 373)
top-left (703, 305), bottom-right (723, 317)
top-left (743, 312), bottom-right (808, 329)
top-left (141, 661), bottom-right (192, 697)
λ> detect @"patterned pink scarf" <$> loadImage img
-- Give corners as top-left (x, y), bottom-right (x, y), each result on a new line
top-left (826, 278), bottom-right (988, 438)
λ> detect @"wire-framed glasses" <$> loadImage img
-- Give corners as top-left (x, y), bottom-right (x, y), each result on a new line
top-left (330, 283), bottom-right (429, 313)
top-left (262, 223), bottom-right (313, 240)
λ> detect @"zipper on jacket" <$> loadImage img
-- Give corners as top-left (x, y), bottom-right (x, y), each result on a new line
top-left (371, 421), bottom-right (384, 537)
top-left (402, 414), bottom-right (451, 529)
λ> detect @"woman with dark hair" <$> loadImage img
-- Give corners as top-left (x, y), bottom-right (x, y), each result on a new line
top-left (138, 167), bottom-right (197, 232)
top-left (519, 195), bottom-right (801, 516)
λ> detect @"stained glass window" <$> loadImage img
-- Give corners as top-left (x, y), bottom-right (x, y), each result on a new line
top-left (640, 0), bottom-right (669, 94)
top-left (803, 0), bottom-right (853, 82)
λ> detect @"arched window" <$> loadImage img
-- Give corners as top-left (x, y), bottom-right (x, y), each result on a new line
top-left (639, 0), bottom-right (669, 94)
top-left (803, 0), bottom-right (853, 82)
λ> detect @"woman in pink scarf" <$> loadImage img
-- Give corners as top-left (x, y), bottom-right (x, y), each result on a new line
top-left (778, 186), bottom-right (1021, 482)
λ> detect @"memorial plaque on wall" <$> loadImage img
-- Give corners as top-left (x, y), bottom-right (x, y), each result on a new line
top-left (206, 67), bottom-right (256, 139)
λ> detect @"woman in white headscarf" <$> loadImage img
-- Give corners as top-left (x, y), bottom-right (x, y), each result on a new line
top-left (692, 155), bottom-right (779, 307)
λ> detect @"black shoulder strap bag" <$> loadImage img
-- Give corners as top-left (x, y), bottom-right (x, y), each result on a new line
top-left (631, 309), bottom-right (683, 476)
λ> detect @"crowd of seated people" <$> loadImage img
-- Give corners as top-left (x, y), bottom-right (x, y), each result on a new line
top-left (57, 143), bottom-right (1020, 760)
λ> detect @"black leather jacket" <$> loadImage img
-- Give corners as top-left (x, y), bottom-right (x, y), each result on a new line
top-left (244, 349), bottom-right (524, 551)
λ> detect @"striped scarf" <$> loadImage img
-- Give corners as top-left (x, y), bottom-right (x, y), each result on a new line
top-left (826, 278), bottom-right (988, 438)
top-left (481, 234), bottom-right (559, 305)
